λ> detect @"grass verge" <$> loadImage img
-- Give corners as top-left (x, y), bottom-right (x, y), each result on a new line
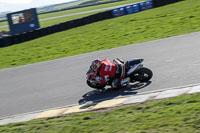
top-left (0, 93), bottom-right (199, 133)
top-left (0, 0), bottom-right (200, 70)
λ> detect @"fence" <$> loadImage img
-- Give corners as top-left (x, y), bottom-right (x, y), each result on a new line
top-left (0, 0), bottom-right (184, 48)
top-left (0, 0), bottom-right (123, 23)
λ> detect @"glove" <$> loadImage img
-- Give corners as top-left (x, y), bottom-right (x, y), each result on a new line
top-left (95, 76), bottom-right (103, 83)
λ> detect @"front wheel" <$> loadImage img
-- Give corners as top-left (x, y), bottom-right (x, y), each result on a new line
top-left (130, 67), bottom-right (153, 82)
top-left (87, 80), bottom-right (105, 90)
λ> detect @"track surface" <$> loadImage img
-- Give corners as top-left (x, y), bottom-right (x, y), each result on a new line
top-left (0, 32), bottom-right (200, 118)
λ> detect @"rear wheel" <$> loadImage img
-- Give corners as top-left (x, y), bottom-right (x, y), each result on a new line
top-left (130, 67), bottom-right (153, 82)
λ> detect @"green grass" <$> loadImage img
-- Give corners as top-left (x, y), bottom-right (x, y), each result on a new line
top-left (0, 21), bottom-right (7, 27)
top-left (38, 0), bottom-right (142, 19)
top-left (38, 0), bottom-right (118, 13)
top-left (0, 0), bottom-right (200, 70)
top-left (45, 0), bottom-right (120, 11)
top-left (37, 0), bottom-right (93, 13)
top-left (40, 11), bottom-right (105, 27)
top-left (0, 93), bottom-right (199, 133)
top-left (0, 0), bottom-right (142, 31)
top-left (0, 11), bottom-right (104, 31)
top-left (0, 21), bottom-right (8, 31)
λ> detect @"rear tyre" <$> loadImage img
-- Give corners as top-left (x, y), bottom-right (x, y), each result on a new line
top-left (130, 67), bottom-right (153, 82)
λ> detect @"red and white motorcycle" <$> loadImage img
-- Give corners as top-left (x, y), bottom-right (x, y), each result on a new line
top-left (86, 58), bottom-right (153, 90)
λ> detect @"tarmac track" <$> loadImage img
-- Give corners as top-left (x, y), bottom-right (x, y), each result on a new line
top-left (0, 32), bottom-right (200, 118)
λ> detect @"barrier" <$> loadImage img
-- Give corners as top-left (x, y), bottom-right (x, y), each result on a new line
top-left (125, 4), bottom-right (140, 14)
top-left (47, 25), bottom-right (60, 34)
top-left (0, 36), bottom-right (12, 47)
top-left (153, 0), bottom-right (183, 7)
top-left (11, 35), bottom-right (21, 44)
top-left (82, 16), bottom-right (93, 25)
top-left (58, 22), bottom-right (70, 31)
top-left (89, 13), bottom-right (100, 22)
top-left (112, 0), bottom-right (153, 17)
top-left (112, 7), bottom-right (126, 17)
top-left (139, 2), bottom-right (147, 11)
top-left (139, 0), bottom-right (153, 11)
top-left (96, 12), bottom-right (107, 20)
top-left (73, 19), bottom-right (84, 27)
top-left (0, 38), bottom-right (5, 47)
top-left (24, 31), bottom-right (34, 41)
top-left (102, 10), bottom-right (113, 19)
top-left (138, 1), bottom-right (153, 11)
top-left (0, 0), bottom-right (183, 47)
top-left (20, 33), bottom-right (28, 42)
top-left (36, 28), bottom-right (47, 37)
top-left (31, 29), bottom-right (41, 39)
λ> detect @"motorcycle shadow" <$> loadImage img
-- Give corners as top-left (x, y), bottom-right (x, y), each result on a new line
top-left (78, 81), bottom-right (151, 105)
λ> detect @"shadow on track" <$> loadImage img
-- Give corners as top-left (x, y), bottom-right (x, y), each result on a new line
top-left (78, 81), bottom-right (151, 104)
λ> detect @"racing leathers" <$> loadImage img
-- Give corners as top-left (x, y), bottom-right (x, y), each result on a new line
top-left (94, 58), bottom-right (129, 89)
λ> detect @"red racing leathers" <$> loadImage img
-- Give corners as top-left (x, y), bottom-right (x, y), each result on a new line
top-left (87, 58), bottom-right (131, 89)
top-left (97, 58), bottom-right (117, 85)
top-left (87, 58), bottom-right (127, 89)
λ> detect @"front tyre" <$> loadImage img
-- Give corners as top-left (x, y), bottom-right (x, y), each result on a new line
top-left (131, 67), bottom-right (153, 82)
top-left (87, 80), bottom-right (105, 90)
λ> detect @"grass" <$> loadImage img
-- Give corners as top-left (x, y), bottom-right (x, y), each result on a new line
top-left (41, 0), bottom-right (121, 11)
top-left (0, 93), bottom-right (199, 133)
top-left (37, 0), bottom-right (94, 13)
top-left (39, 11), bottom-right (105, 27)
top-left (38, 0), bottom-right (142, 19)
top-left (0, 21), bottom-right (8, 31)
top-left (0, 21), bottom-right (7, 27)
top-left (0, 0), bottom-right (142, 31)
top-left (0, 0), bottom-right (200, 70)
top-left (0, 11), bottom-right (104, 31)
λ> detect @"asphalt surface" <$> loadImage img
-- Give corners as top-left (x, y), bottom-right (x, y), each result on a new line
top-left (0, 32), bottom-right (200, 118)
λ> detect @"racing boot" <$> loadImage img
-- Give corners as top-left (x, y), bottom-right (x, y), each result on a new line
top-left (120, 77), bottom-right (130, 87)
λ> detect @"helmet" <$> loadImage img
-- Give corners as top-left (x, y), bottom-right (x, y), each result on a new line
top-left (90, 59), bottom-right (101, 72)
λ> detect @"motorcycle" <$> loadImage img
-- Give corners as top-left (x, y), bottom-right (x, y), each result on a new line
top-left (86, 58), bottom-right (153, 90)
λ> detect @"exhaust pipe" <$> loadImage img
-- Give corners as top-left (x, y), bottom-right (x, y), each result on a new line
top-left (127, 64), bottom-right (143, 75)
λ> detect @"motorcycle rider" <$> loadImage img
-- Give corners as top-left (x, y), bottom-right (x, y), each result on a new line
top-left (88, 58), bottom-right (130, 89)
